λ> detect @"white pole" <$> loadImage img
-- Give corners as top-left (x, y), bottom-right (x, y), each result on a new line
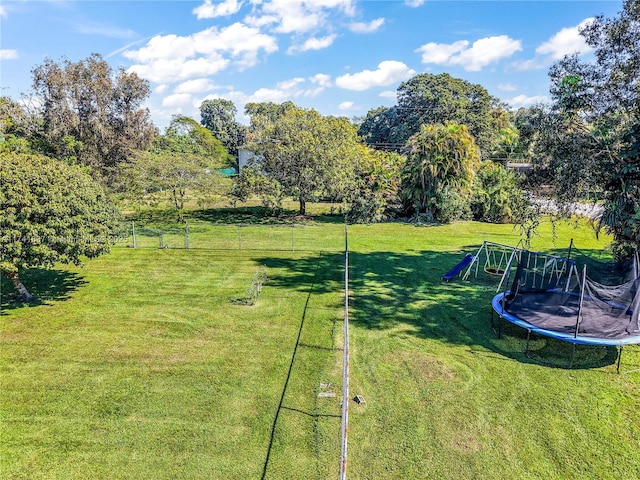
top-left (340, 223), bottom-right (350, 480)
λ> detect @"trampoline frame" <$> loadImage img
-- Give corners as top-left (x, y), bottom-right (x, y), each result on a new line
top-left (492, 292), bottom-right (640, 373)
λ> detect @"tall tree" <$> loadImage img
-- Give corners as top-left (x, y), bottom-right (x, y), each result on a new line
top-left (244, 101), bottom-right (295, 127)
top-left (579, 0), bottom-right (640, 117)
top-left (199, 99), bottom-right (246, 157)
top-left (121, 116), bottom-right (228, 220)
top-left (543, 0), bottom-right (639, 255)
top-left (1, 152), bottom-right (121, 302)
top-left (358, 74), bottom-right (498, 159)
top-left (245, 106), bottom-right (360, 215)
top-left (401, 122), bottom-right (480, 222)
top-left (30, 53), bottom-right (156, 180)
top-left (357, 106), bottom-right (401, 150)
top-left (396, 73), bottom-right (497, 158)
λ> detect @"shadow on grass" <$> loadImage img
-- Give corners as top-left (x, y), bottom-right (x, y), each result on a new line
top-left (255, 247), bottom-right (621, 371)
top-left (0, 269), bottom-right (86, 314)
top-left (126, 206), bottom-right (347, 227)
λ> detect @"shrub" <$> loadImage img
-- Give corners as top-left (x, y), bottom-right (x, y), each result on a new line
top-left (471, 161), bottom-right (528, 223)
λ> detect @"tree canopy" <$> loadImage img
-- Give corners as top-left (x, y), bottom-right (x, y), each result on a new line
top-left (245, 106), bottom-right (361, 215)
top-left (29, 53), bottom-right (156, 180)
top-left (199, 99), bottom-right (246, 158)
top-left (1, 152), bottom-right (121, 302)
top-left (358, 73), bottom-right (499, 159)
top-left (401, 122), bottom-right (481, 222)
top-left (538, 0), bottom-right (640, 255)
top-left (120, 115), bottom-right (228, 219)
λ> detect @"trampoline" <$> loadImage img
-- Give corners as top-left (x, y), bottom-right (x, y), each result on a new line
top-left (490, 248), bottom-right (640, 371)
top-left (492, 291), bottom-right (640, 347)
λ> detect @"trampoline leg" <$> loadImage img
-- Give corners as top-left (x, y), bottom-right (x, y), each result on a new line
top-left (569, 344), bottom-right (576, 369)
top-left (525, 330), bottom-right (531, 357)
top-left (490, 310), bottom-right (502, 339)
top-left (617, 346), bottom-right (623, 374)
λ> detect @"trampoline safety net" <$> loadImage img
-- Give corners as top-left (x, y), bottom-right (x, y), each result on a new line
top-left (502, 250), bottom-right (640, 341)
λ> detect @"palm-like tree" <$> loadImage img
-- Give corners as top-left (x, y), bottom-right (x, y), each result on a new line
top-left (403, 122), bottom-right (480, 219)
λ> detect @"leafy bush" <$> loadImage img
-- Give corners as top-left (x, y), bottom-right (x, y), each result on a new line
top-left (228, 166), bottom-right (284, 214)
top-left (434, 186), bottom-right (472, 223)
top-left (347, 150), bottom-right (404, 223)
top-left (471, 161), bottom-right (528, 223)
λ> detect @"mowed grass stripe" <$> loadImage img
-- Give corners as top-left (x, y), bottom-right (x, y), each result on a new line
top-left (1, 248), bottom-right (341, 479)
top-left (2, 218), bottom-right (639, 479)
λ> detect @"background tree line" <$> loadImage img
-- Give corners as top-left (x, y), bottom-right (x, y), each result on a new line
top-left (1, 0), bottom-right (638, 301)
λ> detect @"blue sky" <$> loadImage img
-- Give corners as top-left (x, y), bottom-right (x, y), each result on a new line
top-left (0, 0), bottom-right (623, 130)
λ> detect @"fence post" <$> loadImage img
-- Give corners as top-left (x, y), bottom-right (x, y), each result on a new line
top-left (132, 221), bottom-right (137, 248)
top-left (159, 233), bottom-right (165, 249)
top-left (238, 225), bottom-right (242, 250)
top-left (340, 222), bottom-right (350, 480)
top-left (291, 225), bottom-right (295, 251)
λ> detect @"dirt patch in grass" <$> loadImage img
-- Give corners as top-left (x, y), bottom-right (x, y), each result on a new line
top-left (384, 350), bottom-right (455, 382)
top-left (450, 432), bottom-right (482, 453)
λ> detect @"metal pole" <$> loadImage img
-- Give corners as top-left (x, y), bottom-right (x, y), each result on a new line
top-left (340, 222), bottom-right (350, 480)
top-left (238, 225), bottom-right (242, 250)
top-left (185, 221), bottom-right (190, 249)
top-left (617, 346), bottom-right (623, 374)
top-left (567, 238), bottom-right (574, 263)
top-left (132, 221), bottom-right (137, 248)
top-left (574, 266), bottom-right (587, 338)
top-left (291, 225), bottom-right (295, 251)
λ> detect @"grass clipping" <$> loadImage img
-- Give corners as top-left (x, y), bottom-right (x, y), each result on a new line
top-left (229, 267), bottom-right (268, 306)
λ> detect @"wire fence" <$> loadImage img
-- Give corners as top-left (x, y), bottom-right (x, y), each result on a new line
top-left (114, 220), bottom-right (350, 478)
top-left (261, 251), bottom-right (346, 479)
top-left (115, 221), bottom-right (346, 252)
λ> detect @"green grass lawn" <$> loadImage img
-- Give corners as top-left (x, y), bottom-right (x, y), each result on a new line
top-left (1, 214), bottom-right (639, 479)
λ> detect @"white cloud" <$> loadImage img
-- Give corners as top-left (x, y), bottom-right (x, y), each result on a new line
top-left (416, 40), bottom-right (468, 65)
top-left (288, 34), bottom-right (337, 54)
top-left (310, 73), bottom-right (332, 87)
top-left (335, 60), bottom-right (416, 91)
top-left (536, 18), bottom-right (594, 60)
top-left (244, 77), bottom-right (307, 103)
top-left (405, 0), bottom-right (425, 7)
top-left (508, 94), bottom-right (550, 108)
top-left (339, 101), bottom-right (354, 110)
top-left (245, 0), bottom-right (355, 34)
top-left (0, 49), bottom-right (19, 60)
top-left (124, 23), bottom-right (277, 83)
top-left (129, 56), bottom-right (229, 83)
top-left (511, 58), bottom-right (545, 72)
top-left (154, 84), bottom-right (169, 94)
top-left (201, 75), bottom-right (327, 109)
top-left (379, 90), bottom-right (397, 101)
top-left (0, 6), bottom-right (7, 18)
top-left (498, 83), bottom-right (518, 92)
top-left (349, 18), bottom-right (384, 34)
top-left (416, 35), bottom-right (522, 72)
top-left (124, 34), bottom-right (197, 62)
top-left (174, 78), bottom-right (219, 94)
top-left (162, 93), bottom-right (194, 108)
top-left (193, 0), bottom-right (243, 19)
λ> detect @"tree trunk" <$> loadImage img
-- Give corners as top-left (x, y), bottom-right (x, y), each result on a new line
top-left (2, 270), bottom-right (34, 303)
top-left (299, 198), bottom-right (306, 216)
